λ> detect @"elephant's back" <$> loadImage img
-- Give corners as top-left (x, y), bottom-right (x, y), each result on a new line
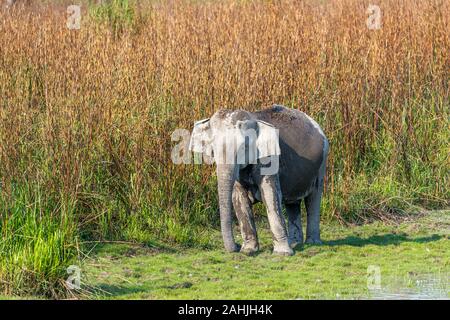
top-left (253, 105), bottom-right (327, 201)
top-left (253, 105), bottom-right (326, 162)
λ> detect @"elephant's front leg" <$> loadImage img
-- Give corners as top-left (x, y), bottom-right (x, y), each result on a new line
top-left (259, 175), bottom-right (293, 256)
top-left (232, 182), bottom-right (259, 255)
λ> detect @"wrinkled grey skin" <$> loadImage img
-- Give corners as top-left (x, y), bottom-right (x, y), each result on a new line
top-left (190, 105), bottom-right (328, 256)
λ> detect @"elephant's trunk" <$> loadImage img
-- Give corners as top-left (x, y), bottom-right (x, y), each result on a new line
top-left (216, 163), bottom-right (238, 252)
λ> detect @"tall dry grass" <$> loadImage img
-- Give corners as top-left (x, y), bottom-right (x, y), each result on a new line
top-left (0, 0), bottom-right (448, 296)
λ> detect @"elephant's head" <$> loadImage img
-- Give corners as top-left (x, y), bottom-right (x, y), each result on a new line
top-left (189, 110), bottom-right (280, 252)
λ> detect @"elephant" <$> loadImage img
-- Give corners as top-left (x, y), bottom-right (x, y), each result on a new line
top-left (189, 105), bottom-right (328, 256)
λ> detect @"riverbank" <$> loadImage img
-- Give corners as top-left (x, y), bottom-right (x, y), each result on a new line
top-left (78, 210), bottom-right (449, 299)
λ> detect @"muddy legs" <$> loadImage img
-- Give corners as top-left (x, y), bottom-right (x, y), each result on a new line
top-left (232, 182), bottom-right (259, 255)
top-left (259, 176), bottom-right (293, 256)
top-left (286, 202), bottom-right (303, 248)
top-left (234, 177), bottom-right (293, 256)
top-left (305, 184), bottom-right (323, 244)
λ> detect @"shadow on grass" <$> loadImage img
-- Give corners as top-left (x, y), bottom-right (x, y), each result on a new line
top-left (92, 281), bottom-right (195, 298)
top-left (324, 233), bottom-right (443, 247)
top-left (92, 284), bottom-right (148, 298)
top-left (85, 240), bottom-right (178, 258)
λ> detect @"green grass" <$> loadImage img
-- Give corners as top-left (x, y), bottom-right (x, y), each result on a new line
top-left (88, 0), bottom-right (140, 37)
top-left (79, 210), bottom-right (449, 299)
top-left (0, 186), bottom-right (79, 298)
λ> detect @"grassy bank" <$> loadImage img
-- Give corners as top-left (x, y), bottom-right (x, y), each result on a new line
top-left (82, 210), bottom-right (449, 299)
top-left (0, 187), bottom-right (78, 297)
top-left (0, 0), bottom-right (449, 297)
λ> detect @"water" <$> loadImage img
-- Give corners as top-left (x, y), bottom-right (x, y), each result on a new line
top-left (368, 274), bottom-right (449, 300)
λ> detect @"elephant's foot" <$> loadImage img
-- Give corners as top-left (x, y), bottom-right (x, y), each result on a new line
top-left (288, 234), bottom-right (304, 249)
top-left (225, 243), bottom-right (241, 253)
top-left (305, 237), bottom-right (322, 245)
top-left (273, 242), bottom-right (294, 256)
top-left (289, 240), bottom-right (303, 249)
top-left (240, 242), bottom-right (259, 256)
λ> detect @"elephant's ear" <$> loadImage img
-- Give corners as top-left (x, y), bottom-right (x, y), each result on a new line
top-left (256, 120), bottom-right (281, 159)
top-left (189, 118), bottom-right (213, 158)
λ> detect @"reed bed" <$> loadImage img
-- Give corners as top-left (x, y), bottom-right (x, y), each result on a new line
top-left (0, 0), bottom-right (448, 297)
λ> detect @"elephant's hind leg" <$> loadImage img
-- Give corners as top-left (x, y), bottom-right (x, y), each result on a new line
top-left (305, 138), bottom-right (328, 244)
top-left (286, 202), bottom-right (303, 248)
top-left (305, 180), bottom-right (324, 244)
top-left (232, 182), bottom-right (259, 255)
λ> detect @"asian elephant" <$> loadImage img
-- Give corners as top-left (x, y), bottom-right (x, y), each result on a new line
top-left (189, 105), bottom-right (328, 256)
